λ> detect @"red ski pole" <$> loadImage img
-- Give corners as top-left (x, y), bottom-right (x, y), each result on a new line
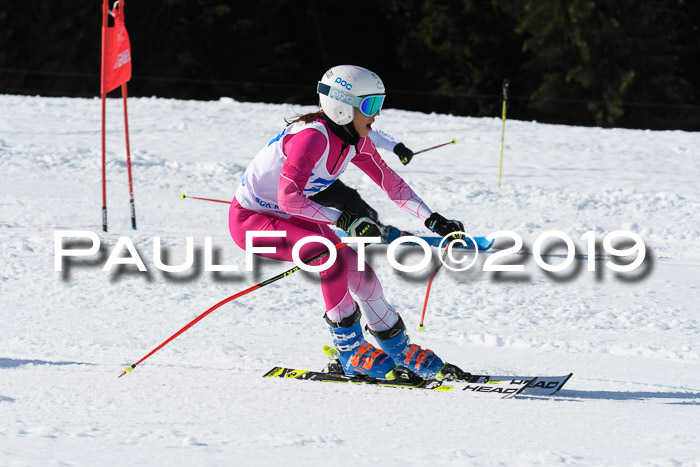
top-left (416, 245), bottom-right (451, 332)
top-left (180, 193), bottom-right (230, 204)
top-left (412, 138), bottom-right (457, 156)
top-left (119, 242), bottom-right (346, 377)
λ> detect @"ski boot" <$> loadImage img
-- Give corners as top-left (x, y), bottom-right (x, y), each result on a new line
top-left (325, 306), bottom-right (397, 380)
top-left (381, 224), bottom-right (411, 243)
top-left (369, 316), bottom-right (452, 380)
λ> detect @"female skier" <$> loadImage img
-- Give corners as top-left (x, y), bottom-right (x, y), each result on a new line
top-left (229, 65), bottom-right (465, 380)
top-left (309, 129), bottom-right (414, 241)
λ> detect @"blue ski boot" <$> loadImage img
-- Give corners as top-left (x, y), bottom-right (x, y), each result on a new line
top-left (326, 306), bottom-right (397, 379)
top-left (381, 224), bottom-right (412, 243)
top-left (369, 316), bottom-right (447, 379)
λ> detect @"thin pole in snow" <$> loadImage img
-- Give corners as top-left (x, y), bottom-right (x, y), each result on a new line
top-left (498, 79), bottom-right (510, 188)
top-left (118, 242), bottom-right (346, 378)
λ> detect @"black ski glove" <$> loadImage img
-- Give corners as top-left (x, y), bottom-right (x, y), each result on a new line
top-left (425, 212), bottom-right (465, 241)
top-left (336, 209), bottom-right (381, 237)
top-left (394, 143), bottom-right (414, 165)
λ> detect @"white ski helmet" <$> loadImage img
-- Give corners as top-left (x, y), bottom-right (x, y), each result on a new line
top-left (317, 65), bottom-right (386, 125)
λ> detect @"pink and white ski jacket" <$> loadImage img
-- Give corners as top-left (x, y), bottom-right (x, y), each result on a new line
top-left (234, 118), bottom-right (432, 224)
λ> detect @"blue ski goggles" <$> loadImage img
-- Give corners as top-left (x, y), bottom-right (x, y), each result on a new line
top-left (317, 82), bottom-right (385, 117)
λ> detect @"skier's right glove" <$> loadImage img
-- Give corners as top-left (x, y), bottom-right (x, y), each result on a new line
top-left (393, 143), bottom-right (414, 165)
top-left (425, 212), bottom-right (465, 241)
top-left (336, 209), bottom-right (381, 237)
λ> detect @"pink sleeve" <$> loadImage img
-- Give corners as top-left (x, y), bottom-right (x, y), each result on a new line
top-left (277, 129), bottom-right (342, 224)
top-left (352, 137), bottom-right (433, 220)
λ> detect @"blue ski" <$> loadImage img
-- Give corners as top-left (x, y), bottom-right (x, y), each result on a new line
top-left (401, 235), bottom-right (494, 251)
top-left (333, 225), bottom-right (494, 251)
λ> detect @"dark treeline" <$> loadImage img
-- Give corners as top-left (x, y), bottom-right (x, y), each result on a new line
top-left (1, 0), bottom-right (698, 130)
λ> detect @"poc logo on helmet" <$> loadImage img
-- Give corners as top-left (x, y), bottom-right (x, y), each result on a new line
top-left (334, 77), bottom-right (352, 90)
top-left (328, 88), bottom-right (354, 102)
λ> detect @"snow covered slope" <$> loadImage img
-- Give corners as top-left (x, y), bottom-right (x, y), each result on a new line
top-left (1, 94), bottom-right (699, 465)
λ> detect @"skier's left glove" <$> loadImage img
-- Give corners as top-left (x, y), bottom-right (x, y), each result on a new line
top-left (336, 209), bottom-right (381, 237)
top-left (425, 212), bottom-right (465, 241)
top-left (394, 143), bottom-right (414, 165)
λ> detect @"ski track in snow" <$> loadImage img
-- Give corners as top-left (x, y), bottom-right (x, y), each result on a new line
top-left (1, 95), bottom-right (699, 466)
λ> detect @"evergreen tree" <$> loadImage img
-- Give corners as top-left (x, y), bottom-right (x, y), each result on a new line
top-left (1, 0), bottom-right (697, 129)
top-left (513, 0), bottom-right (695, 128)
top-left (0, 0), bottom-right (99, 96)
top-left (392, 0), bottom-right (522, 116)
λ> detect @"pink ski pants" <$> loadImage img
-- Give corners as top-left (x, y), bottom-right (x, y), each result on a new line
top-left (229, 198), bottom-right (398, 330)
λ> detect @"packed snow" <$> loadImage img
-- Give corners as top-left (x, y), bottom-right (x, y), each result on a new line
top-left (1, 94), bottom-right (699, 466)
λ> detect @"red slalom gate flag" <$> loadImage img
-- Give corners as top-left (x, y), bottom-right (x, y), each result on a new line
top-left (101, 1), bottom-right (132, 94)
